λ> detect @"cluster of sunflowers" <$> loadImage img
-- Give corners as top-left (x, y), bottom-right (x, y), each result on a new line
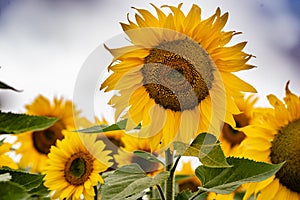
top-left (0, 3), bottom-right (299, 200)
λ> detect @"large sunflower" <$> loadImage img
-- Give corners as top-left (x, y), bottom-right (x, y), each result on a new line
top-left (15, 95), bottom-right (83, 172)
top-left (114, 133), bottom-right (164, 176)
top-left (101, 4), bottom-right (256, 150)
top-left (239, 82), bottom-right (300, 200)
top-left (43, 132), bottom-right (112, 200)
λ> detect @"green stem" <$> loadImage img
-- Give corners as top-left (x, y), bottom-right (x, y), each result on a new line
top-left (94, 185), bottom-right (98, 200)
top-left (156, 184), bottom-right (166, 200)
top-left (171, 155), bottom-right (181, 175)
top-left (149, 186), bottom-right (153, 199)
top-left (165, 148), bottom-right (174, 200)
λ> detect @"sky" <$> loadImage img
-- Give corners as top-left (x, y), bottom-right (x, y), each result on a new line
top-left (0, 0), bottom-right (300, 123)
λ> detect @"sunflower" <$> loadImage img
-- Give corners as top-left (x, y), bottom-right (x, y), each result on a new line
top-left (114, 133), bottom-right (164, 176)
top-left (238, 82), bottom-right (300, 200)
top-left (0, 141), bottom-right (18, 169)
top-left (175, 161), bottom-right (201, 192)
top-left (15, 95), bottom-right (84, 172)
top-left (96, 130), bottom-right (125, 170)
top-left (100, 3), bottom-right (256, 150)
top-left (43, 132), bottom-right (112, 200)
top-left (219, 95), bottom-right (258, 156)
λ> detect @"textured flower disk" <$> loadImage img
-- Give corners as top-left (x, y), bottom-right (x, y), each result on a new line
top-left (15, 95), bottom-right (86, 172)
top-left (101, 3), bottom-right (256, 150)
top-left (239, 82), bottom-right (300, 200)
top-left (43, 132), bottom-right (113, 200)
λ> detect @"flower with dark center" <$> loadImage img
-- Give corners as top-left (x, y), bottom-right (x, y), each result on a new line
top-left (241, 82), bottom-right (300, 200)
top-left (114, 133), bottom-right (164, 176)
top-left (101, 3), bottom-right (256, 150)
top-left (218, 95), bottom-right (258, 156)
top-left (44, 133), bottom-right (112, 200)
top-left (15, 95), bottom-right (83, 172)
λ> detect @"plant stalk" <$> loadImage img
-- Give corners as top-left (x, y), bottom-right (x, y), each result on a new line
top-left (94, 185), bottom-right (98, 200)
top-left (165, 148), bottom-right (174, 200)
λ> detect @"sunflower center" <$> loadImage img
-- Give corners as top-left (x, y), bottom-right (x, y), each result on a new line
top-left (64, 152), bottom-right (94, 185)
top-left (142, 37), bottom-right (215, 111)
top-left (222, 113), bottom-right (248, 147)
top-left (32, 121), bottom-right (65, 154)
top-left (270, 118), bottom-right (300, 193)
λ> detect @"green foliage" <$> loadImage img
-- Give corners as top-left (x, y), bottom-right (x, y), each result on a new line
top-left (195, 157), bottom-right (284, 195)
top-left (0, 168), bottom-right (48, 200)
top-left (0, 112), bottom-right (58, 134)
top-left (0, 80), bottom-right (22, 92)
top-left (175, 190), bottom-right (193, 200)
top-left (133, 150), bottom-right (165, 165)
top-left (175, 190), bottom-right (207, 200)
top-left (77, 119), bottom-right (141, 133)
top-left (0, 182), bottom-right (29, 200)
top-left (173, 133), bottom-right (230, 168)
top-left (102, 164), bottom-right (169, 200)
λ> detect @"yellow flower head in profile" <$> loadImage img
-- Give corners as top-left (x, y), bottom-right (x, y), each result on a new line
top-left (44, 132), bottom-right (112, 200)
top-left (101, 4), bottom-right (256, 150)
top-left (96, 130), bottom-right (125, 170)
top-left (175, 161), bottom-right (201, 192)
top-left (114, 133), bottom-right (164, 176)
top-left (15, 95), bottom-right (83, 172)
top-left (239, 82), bottom-right (300, 200)
top-left (0, 141), bottom-right (18, 169)
top-left (219, 95), bottom-right (258, 156)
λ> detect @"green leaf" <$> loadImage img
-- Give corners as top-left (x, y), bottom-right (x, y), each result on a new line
top-left (193, 192), bottom-right (208, 200)
top-left (175, 190), bottom-right (193, 200)
top-left (175, 190), bottom-right (208, 200)
top-left (0, 80), bottom-right (22, 92)
top-left (234, 191), bottom-right (246, 200)
top-left (77, 119), bottom-right (141, 133)
top-left (0, 167), bottom-right (49, 199)
top-left (28, 182), bottom-right (49, 198)
top-left (0, 112), bottom-right (58, 134)
top-left (0, 181), bottom-right (29, 200)
top-left (102, 164), bottom-right (169, 200)
top-left (77, 119), bottom-right (127, 133)
top-left (173, 133), bottom-right (230, 168)
top-left (133, 150), bottom-right (165, 165)
top-left (195, 157), bottom-right (284, 194)
top-left (0, 168), bottom-right (44, 191)
top-left (175, 174), bottom-right (194, 182)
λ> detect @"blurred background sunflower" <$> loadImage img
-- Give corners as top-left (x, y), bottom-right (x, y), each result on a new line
top-left (0, 141), bottom-right (17, 169)
top-left (238, 82), bottom-right (300, 200)
top-left (219, 95), bottom-right (258, 156)
top-left (14, 95), bottom-right (84, 172)
top-left (114, 133), bottom-right (164, 176)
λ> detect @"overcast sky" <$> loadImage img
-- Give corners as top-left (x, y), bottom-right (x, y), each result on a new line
top-left (0, 0), bottom-right (299, 122)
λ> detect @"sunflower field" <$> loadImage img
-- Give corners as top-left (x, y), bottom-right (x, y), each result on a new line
top-left (0, 2), bottom-right (299, 200)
